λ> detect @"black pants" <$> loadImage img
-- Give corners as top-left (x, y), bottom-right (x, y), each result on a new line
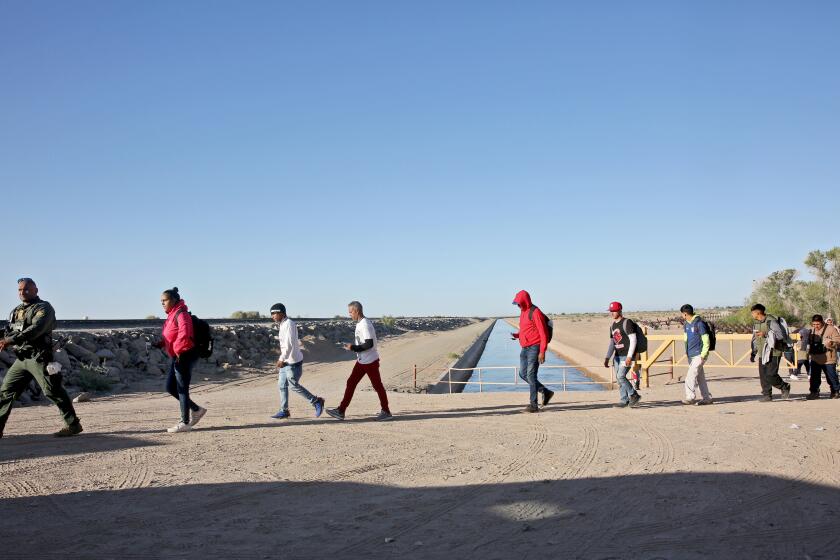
top-left (795, 359), bottom-right (810, 376)
top-left (758, 355), bottom-right (789, 397)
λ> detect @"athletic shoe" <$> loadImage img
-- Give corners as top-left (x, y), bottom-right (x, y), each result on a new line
top-left (166, 422), bottom-right (192, 433)
top-left (806, 392), bottom-right (819, 400)
top-left (326, 408), bottom-right (345, 421)
top-left (314, 398), bottom-right (325, 418)
top-left (189, 407), bottom-right (207, 427)
top-left (831, 392), bottom-right (839, 399)
top-left (54, 422), bottom-right (83, 437)
top-left (696, 399), bottom-right (714, 406)
top-left (612, 402), bottom-right (629, 408)
top-left (789, 374), bottom-right (799, 381)
top-left (542, 389), bottom-right (555, 407)
top-left (681, 399), bottom-right (696, 405)
top-left (781, 385), bottom-right (791, 399)
top-left (629, 393), bottom-right (642, 408)
top-left (271, 410), bottom-right (291, 419)
top-left (522, 405), bottom-right (540, 413)
top-left (374, 410), bottom-right (393, 421)
top-left (759, 395), bottom-right (773, 402)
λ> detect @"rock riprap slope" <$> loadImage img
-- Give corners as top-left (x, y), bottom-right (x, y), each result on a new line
top-left (0, 318), bottom-right (474, 399)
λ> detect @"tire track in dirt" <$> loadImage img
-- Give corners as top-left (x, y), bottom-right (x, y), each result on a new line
top-left (334, 418), bottom-right (551, 556)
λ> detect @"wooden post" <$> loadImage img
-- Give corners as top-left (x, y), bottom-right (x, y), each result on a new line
top-left (413, 364), bottom-right (417, 390)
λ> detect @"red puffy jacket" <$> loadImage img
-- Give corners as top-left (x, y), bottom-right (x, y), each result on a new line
top-left (162, 300), bottom-right (194, 357)
top-left (512, 290), bottom-right (548, 353)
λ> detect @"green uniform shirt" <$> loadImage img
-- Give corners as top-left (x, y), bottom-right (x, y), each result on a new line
top-left (4, 298), bottom-right (56, 361)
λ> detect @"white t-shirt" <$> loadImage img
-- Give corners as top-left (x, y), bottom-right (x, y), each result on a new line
top-left (354, 317), bottom-right (379, 364)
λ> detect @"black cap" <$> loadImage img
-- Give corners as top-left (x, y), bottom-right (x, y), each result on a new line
top-left (270, 303), bottom-right (286, 315)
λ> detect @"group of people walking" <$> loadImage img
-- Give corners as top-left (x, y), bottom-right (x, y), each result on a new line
top-left (1, 278), bottom-right (839, 439)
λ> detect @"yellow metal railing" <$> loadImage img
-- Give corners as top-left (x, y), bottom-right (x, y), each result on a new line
top-left (639, 331), bottom-right (802, 388)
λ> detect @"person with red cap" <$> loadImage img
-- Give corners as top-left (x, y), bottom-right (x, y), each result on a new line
top-left (603, 301), bottom-right (642, 408)
top-left (511, 290), bottom-right (554, 413)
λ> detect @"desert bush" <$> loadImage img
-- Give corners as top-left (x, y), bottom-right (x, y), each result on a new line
top-left (76, 366), bottom-right (114, 392)
top-left (231, 311), bottom-right (261, 319)
top-left (381, 315), bottom-right (396, 327)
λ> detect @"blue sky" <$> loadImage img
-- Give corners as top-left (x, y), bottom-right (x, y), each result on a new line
top-left (2, 1), bottom-right (839, 318)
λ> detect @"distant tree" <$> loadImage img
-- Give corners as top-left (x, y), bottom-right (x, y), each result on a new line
top-left (144, 315), bottom-right (159, 320)
top-left (230, 311), bottom-right (261, 319)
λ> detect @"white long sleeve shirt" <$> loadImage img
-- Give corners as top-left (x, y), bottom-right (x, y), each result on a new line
top-left (277, 318), bottom-right (304, 365)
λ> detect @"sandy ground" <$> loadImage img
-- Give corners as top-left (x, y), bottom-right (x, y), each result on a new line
top-left (2, 320), bottom-right (839, 559)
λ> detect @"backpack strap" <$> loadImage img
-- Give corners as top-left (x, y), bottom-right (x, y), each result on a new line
top-left (529, 307), bottom-right (536, 321)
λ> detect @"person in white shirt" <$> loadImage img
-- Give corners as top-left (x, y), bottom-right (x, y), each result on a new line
top-left (270, 303), bottom-right (324, 419)
top-left (326, 301), bottom-right (392, 421)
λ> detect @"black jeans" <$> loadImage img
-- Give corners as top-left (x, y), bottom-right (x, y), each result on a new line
top-left (809, 361), bottom-right (840, 394)
top-left (758, 355), bottom-right (789, 397)
top-left (166, 352), bottom-right (201, 424)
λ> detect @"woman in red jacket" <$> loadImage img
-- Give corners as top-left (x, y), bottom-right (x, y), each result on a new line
top-left (160, 287), bottom-right (206, 433)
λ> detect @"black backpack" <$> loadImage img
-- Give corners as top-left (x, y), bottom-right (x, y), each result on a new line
top-left (698, 318), bottom-right (717, 352)
top-left (623, 318), bottom-right (648, 354)
top-left (175, 310), bottom-right (214, 358)
top-left (529, 307), bottom-right (553, 343)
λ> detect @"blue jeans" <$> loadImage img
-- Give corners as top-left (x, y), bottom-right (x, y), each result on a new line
top-left (809, 361), bottom-right (840, 394)
top-left (519, 344), bottom-right (547, 407)
top-left (166, 353), bottom-right (201, 424)
top-left (278, 361), bottom-right (317, 411)
top-left (613, 355), bottom-right (637, 404)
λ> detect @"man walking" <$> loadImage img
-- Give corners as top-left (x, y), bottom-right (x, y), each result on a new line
top-left (805, 314), bottom-right (840, 400)
top-left (270, 303), bottom-right (324, 418)
top-left (511, 290), bottom-right (554, 413)
top-left (603, 301), bottom-right (642, 408)
top-left (0, 278), bottom-right (83, 438)
top-left (749, 304), bottom-right (791, 402)
top-left (326, 301), bottom-right (392, 421)
top-left (679, 304), bottom-right (713, 405)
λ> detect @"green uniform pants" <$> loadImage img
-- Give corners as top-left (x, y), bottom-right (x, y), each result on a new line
top-left (0, 358), bottom-right (79, 434)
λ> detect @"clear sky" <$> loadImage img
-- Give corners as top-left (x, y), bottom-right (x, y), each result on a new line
top-left (2, 1), bottom-right (839, 318)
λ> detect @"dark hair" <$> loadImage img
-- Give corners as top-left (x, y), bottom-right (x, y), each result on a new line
top-left (812, 314), bottom-right (824, 323)
top-left (679, 304), bottom-right (694, 315)
top-left (750, 303), bottom-right (766, 313)
top-left (162, 287), bottom-right (181, 302)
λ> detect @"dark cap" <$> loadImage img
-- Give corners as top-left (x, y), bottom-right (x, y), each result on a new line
top-left (270, 303), bottom-right (286, 315)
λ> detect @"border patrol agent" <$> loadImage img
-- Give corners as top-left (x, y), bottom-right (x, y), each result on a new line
top-left (0, 278), bottom-right (83, 438)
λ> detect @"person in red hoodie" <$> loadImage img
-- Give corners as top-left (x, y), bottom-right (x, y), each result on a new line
top-left (511, 290), bottom-right (554, 412)
top-left (160, 287), bottom-right (207, 433)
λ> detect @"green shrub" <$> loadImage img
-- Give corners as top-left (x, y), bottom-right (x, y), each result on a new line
top-left (231, 311), bottom-right (261, 319)
top-left (76, 366), bottom-right (114, 392)
top-left (381, 315), bottom-right (396, 327)
top-left (144, 315), bottom-right (159, 320)
top-left (447, 352), bottom-right (461, 360)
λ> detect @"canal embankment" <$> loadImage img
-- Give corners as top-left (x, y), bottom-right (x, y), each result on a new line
top-left (428, 320), bottom-right (496, 394)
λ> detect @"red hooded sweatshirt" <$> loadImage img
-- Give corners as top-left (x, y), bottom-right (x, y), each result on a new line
top-left (162, 300), bottom-right (195, 357)
top-left (512, 290), bottom-right (548, 353)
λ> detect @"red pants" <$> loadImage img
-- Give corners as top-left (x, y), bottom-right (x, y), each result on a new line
top-left (339, 360), bottom-right (390, 413)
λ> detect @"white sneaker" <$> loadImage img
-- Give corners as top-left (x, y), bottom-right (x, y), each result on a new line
top-left (189, 407), bottom-right (207, 427)
top-left (166, 422), bottom-right (192, 433)
top-left (789, 374), bottom-right (799, 381)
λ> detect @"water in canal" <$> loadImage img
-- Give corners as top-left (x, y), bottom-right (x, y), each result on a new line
top-left (462, 319), bottom-right (605, 393)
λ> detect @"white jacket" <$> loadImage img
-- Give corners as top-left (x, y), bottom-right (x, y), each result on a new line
top-left (277, 318), bottom-right (304, 365)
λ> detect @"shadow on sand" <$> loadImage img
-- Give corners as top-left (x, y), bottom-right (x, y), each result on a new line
top-left (1, 472), bottom-right (838, 559)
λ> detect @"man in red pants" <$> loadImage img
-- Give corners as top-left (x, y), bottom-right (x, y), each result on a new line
top-left (326, 301), bottom-right (392, 421)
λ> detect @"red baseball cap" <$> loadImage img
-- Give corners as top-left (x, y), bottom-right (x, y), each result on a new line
top-left (608, 301), bottom-right (623, 312)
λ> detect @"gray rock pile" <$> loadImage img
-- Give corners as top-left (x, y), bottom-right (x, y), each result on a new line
top-left (0, 317), bottom-right (474, 396)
